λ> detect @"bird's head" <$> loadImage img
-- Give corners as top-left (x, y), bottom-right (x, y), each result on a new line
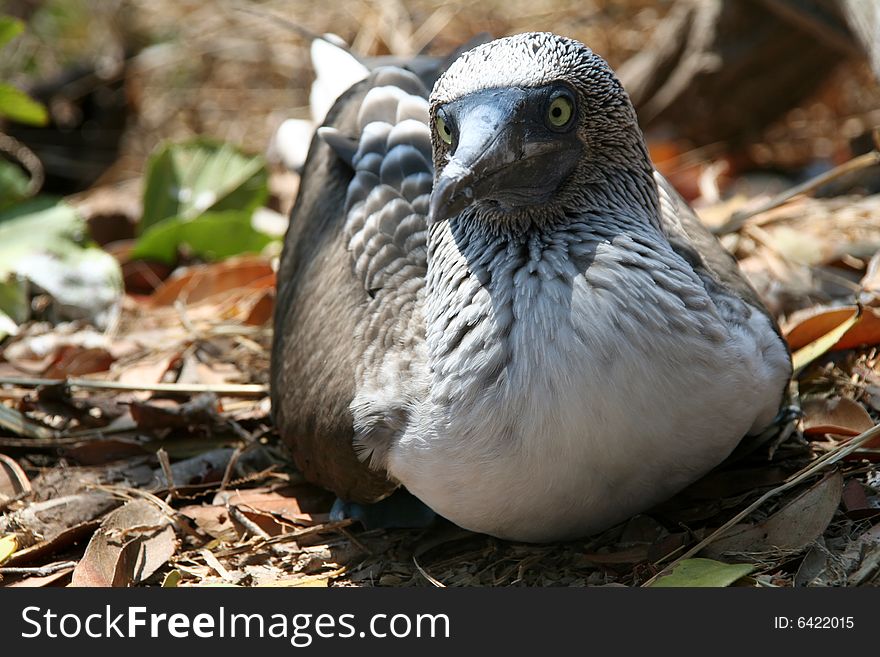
top-left (428, 32), bottom-right (654, 227)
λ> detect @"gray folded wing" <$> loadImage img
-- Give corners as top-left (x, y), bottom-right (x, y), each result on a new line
top-left (271, 67), bottom-right (434, 503)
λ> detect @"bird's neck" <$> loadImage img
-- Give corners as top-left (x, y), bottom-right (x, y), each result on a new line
top-left (422, 206), bottom-right (655, 405)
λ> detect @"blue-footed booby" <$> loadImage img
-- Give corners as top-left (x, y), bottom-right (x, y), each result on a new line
top-left (271, 32), bottom-right (792, 542)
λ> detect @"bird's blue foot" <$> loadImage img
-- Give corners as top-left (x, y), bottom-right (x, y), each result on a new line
top-left (330, 489), bottom-right (437, 529)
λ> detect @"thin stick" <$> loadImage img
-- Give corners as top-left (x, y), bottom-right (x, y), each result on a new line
top-left (156, 448), bottom-right (177, 500)
top-left (714, 150), bottom-right (880, 236)
top-left (413, 554), bottom-right (446, 588)
top-left (0, 561), bottom-right (77, 577)
top-left (226, 504), bottom-right (271, 540)
top-left (642, 422), bottom-right (880, 586)
top-left (0, 377), bottom-right (267, 397)
top-left (220, 446), bottom-right (243, 490)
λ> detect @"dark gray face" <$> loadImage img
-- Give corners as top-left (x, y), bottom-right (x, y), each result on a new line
top-left (428, 83), bottom-right (584, 224)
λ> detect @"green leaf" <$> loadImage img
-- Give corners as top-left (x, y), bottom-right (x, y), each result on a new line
top-left (649, 558), bottom-right (755, 588)
top-left (0, 198), bottom-right (84, 273)
top-left (162, 570), bottom-right (182, 588)
top-left (0, 159), bottom-right (30, 210)
top-left (0, 83), bottom-right (48, 126)
top-left (0, 16), bottom-right (24, 50)
top-left (141, 139), bottom-right (268, 232)
top-left (0, 199), bottom-right (122, 332)
top-left (131, 209), bottom-right (274, 264)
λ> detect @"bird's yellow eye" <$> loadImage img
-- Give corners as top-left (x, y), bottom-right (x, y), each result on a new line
top-left (435, 114), bottom-right (453, 145)
top-left (547, 96), bottom-right (573, 128)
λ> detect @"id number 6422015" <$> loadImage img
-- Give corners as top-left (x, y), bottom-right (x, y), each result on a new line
top-left (773, 617), bottom-right (854, 629)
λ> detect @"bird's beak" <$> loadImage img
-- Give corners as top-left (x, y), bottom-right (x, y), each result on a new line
top-left (428, 88), bottom-right (582, 224)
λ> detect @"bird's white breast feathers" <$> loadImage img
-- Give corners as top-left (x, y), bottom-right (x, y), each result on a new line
top-left (384, 223), bottom-right (789, 542)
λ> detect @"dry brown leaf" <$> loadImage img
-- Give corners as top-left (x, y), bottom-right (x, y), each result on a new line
top-left (790, 307), bottom-right (862, 372)
top-left (129, 393), bottom-right (220, 430)
top-left (147, 257), bottom-right (274, 307)
top-left (116, 352), bottom-right (179, 387)
top-left (212, 485), bottom-right (335, 522)
top-left (2, 328), bottom-right (117, 375)
top-left (62, 439), bottom-right (150, 465)
top-left (802, 397), bottom-right (875, 436)
top-left (121, 259), bottom-right (175, 296)
top-left (178, 505), bottom-right (238, 541)
top-left (0, 493), bottom-right (119, 553)
top-left (176, 354), bottom-right (240, 386)
top-left (785, 305), bottom-right (880, 351)
top-left (71, 499), bottom-right (177, 587)
top-left (43, 346), bottom-right (115, 378)
top-left (702, 471), bottom-right (843, 561)
top-left (841, 479), bottom-right (880, 520)
top-left (242, 288), bottom-right (275, 326)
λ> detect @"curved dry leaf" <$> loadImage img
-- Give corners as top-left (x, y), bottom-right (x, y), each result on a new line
top-left (702, 471), bottom-right (843, 561)
top-left (789, 307), bottom-right (861, 373)
top-left (70, 499), bottom-right (177, 587)
top-left (786, 305), bottom-right (880, 352)
top-left (802, 397), bottom-right (875, 436)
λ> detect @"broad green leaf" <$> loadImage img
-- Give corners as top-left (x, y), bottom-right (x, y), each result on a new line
top-left (0, 534), bottom-right (18, 565)
top-left (0, 199), bottom-right (83, 273)
top-left (0, 16), bottom-right (24, 50)
top-left (131, 209), bottom-right (274, 264)
top-left (0, 199), bottom-right (122, 333)
top-left (141, 139), bottom-right (268, 232)
top-left (0, 159), bottom-right (30, 210)
top-left (0, 83), bottom-right (48, 126)
top-left (649, 558), bottom-right (755, 588)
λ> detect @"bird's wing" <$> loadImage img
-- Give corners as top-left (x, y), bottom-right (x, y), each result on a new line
top-left (334, 68), bottom-right (433, 302)
top-left (271, 66), bottom-right (434, 503)
top-left (653, 171), bottom-right (782, 335)
top-left (331, 68), bottom-right (435, 476)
